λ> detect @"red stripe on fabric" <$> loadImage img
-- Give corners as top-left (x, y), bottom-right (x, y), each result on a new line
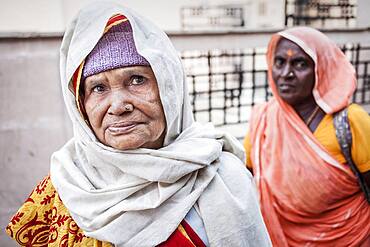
top-left (106, 14), bottom-right (126, 26)
top-left (72, 67), bottom-right (79, 94)
top-left (157, 225), bottom-right (195, 247)
top-left (181, 220), bottom-right (206, 247)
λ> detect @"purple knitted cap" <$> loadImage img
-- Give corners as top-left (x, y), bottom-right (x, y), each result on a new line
top-left (82, 20), bottom-right (150, 80)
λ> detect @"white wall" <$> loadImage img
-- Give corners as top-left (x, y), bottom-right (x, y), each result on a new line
top-left (0, 0), bottom-right (288, 33)
top-left (1, 0), bottom-right (369, 33)
top-left (0, 0), bottom-right (65, 32)
top-left (357, 0), bottom-right (370, 28)
top-left (0, 0), bottom-right (207, 32)
top-left (246, 0), bottom-right (285, 29)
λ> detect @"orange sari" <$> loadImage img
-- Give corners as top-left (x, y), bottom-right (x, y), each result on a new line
top-left (248, 27), bottom-right (370, 246)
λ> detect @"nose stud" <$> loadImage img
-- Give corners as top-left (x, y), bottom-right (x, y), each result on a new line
top-left (124, 103), bottom-right (134, 112)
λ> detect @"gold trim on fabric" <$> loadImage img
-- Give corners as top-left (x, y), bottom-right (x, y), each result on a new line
top-left (104, 18), bottom-right (127, 34)
top-left (178, 224), bottom-right (196, 247)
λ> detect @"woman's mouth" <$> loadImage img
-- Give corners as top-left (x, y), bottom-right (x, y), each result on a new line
top-left (107, 122), bottom-right (140, 135)
top-left (278, 83), bottom-right (295, 92)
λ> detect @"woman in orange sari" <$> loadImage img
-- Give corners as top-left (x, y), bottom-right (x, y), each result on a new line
top-left (244, 27), bottom-right (370, 246)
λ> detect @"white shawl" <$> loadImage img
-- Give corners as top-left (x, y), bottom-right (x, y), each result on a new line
top-left (50, 2), bottom-right (271, 246)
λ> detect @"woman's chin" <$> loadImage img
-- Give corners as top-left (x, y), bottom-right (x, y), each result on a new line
top-left (112, 142), bottom-right (142, 151)
top-left (104, 136), bottom-right (143, 151)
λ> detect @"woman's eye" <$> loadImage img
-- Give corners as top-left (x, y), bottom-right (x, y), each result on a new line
top-left (131, 76), bottom-right (145, 85)
top-left (92, 84), bottom-right (106, 93)
top-left (294, 60), bottom-right (307, 69)
top-left (274, 57), bottom-right (284, 67)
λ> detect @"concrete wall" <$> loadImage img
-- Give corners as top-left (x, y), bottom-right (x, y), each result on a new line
top-left (2, 0), bottom-right (369, 34)
top-left (0, 37), bottom-right (72, 246)
top-left (0, 0), bottom-right (289, 33)
top-left (357, 0), bottom-right (370, 28)
top-left (0, 0), bottom-right (213, 32)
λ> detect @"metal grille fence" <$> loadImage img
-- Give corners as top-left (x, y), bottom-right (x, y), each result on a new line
top-left (345, 44), bottom-right (370, 106)
top-left (181, 43), bottom-right (370, 130)
top-left (181, 5), bottom-right (244, 30)
top-left (285, 0), bottom-right (357, 28)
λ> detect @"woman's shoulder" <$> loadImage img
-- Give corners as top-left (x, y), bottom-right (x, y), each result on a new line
top-left (347, 103), bottom-right (370, 121)
top-left (5, 175), bottom-right (112, 246)
top-left (249, 101), bottom-right (274, 128)
top-left (251, 101), bottom-right (271, 114)
top-left (346, 103), bottom-right (370, 141)
top-left (348, 103), bottom-right (369, 114)
top-left (346, 104), bottom-right (370, 173)
top-left (219, 151), bottom-right (253, 181)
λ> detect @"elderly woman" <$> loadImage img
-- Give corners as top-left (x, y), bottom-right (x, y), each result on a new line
top-left (6, 2), bottom-right (271, 247)
top-left (244, 27), bottom-right (370, 246)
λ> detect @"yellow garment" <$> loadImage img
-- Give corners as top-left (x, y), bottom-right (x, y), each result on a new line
top-left (6, 175), bottom-right (112, 247)
top-left (244, 104), bottom-right (370, 173)
top-left (6, 176), bottom-right (197, 247)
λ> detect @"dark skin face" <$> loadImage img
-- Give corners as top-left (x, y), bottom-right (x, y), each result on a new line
top-left (272, 38), bottom-right (327, 132)
top-left (83, 66), bottom-right (166, 150)
top-left (272, 38), bottom-right (316, 108)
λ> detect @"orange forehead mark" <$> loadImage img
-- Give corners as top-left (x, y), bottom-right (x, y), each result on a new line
top-left (286, 49), bottom-right (294, 57)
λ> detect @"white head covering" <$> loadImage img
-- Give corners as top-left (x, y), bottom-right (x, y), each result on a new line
top-left (50, 2), bottom-right (271, 246)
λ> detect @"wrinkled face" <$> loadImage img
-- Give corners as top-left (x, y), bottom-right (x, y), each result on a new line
top-left (83, 66), bottom-right (166, 150)
top-left (272, 38), bottom-right (315, 106)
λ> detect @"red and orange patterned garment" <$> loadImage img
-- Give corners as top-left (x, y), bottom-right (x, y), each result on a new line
top-left (6, 176), bottom-right (206, 247)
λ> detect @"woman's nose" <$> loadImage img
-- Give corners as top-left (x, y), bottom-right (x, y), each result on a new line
top-left (108, 90), bottom-right (133, 115)
top-left (281, 64), bottom-right (294, 79)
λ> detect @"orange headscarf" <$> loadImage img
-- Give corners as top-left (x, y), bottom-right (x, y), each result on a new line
top-left (249, 27), bottom-right (369, 246)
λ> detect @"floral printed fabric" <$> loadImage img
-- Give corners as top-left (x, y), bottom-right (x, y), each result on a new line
top-left (6, 176), bottom-right (204, 247)
top-left (6, 175), bottom-right (112, 247)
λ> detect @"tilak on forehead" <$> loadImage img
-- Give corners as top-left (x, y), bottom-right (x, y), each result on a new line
top-left (286, 49), bottom-right (295, 57)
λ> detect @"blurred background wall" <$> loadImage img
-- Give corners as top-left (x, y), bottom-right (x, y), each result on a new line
top-left (0, 0), bottom-right (286, 33)
top-left (1, 0), bottom-right (370, 246)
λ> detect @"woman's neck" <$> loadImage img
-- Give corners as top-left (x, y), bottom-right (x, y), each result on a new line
top-left (292, 97), bottom-right (325, 132)
top-left (292, 97), bottom-right (318, 122)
